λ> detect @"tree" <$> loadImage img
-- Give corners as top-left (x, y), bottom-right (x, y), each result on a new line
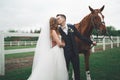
top-left (8, 30), bottom-right (18, 33)
top-left (92, 26), bottom-right (120, 36)
top-left (106, 26), bottom-right (120, 36)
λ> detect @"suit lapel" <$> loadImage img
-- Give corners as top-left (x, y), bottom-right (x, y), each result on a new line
top-left (67, 25), bottom-right (70, 34)
top-left (68, 25), bottom-right (73, 36)
top-left (68, 25), bottom-right (74, 42)
top-left (59, 27), bottom-right (67, 36)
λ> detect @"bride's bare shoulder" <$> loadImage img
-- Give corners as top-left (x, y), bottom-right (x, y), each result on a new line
top-left (51, 30), bottom-right (57, 35)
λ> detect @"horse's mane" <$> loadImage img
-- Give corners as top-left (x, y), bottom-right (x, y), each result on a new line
top-left (76, 13), bottom-right (92, 36)
top-left (80, 14), bottom-right (91, 24)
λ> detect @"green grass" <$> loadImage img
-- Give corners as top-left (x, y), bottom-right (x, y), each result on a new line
top-left (80, 47), bottom-right (120, 80)
top-left (0, 47), bottom-right (120, 80)
top-left (0, 67), bottom-right (32, 80)
top-left (5, 45), bottom-right (36, 50)
top-left (5, 52), bottom-right (34, 59)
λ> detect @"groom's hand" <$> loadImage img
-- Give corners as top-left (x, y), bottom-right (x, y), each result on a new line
top-left (62, 43), bottom-right (65, 47)
top-left (92, 41), bottom-right (97, 46)
top-left (59, 43), bottom-right (65, 48)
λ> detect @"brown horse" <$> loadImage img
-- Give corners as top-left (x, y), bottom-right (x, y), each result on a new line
top-left (74, 5), bottom-right (106, 80)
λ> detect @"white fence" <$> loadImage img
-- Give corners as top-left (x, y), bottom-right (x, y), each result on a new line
top-left (91, 36), bottom-right (120, 52)
top-left (5, 41), bottom-right (37, 46)
top-left (0, 32), bottom-right (120, 75)
top-left (0, 32), bottom-right (39, 75)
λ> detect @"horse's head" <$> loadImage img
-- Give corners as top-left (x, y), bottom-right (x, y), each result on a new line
top-left (89, 5), bottom-right (106, 35)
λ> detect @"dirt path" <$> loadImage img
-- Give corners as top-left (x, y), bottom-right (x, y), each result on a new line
top-left (5, 56), bottom-right (33, 71)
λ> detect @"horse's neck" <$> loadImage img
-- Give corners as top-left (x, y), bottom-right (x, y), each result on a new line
top-left (77, 14), bottom-right (93, 37)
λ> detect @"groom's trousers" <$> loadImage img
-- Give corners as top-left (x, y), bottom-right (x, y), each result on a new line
top-left (64, 49), bottom-right (80, 80)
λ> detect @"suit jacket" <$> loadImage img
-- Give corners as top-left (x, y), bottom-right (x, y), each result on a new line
top-left (59, 24), bottom-right (93, 55)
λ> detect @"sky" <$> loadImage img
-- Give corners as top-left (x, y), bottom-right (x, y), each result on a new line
top-left (0, 0), bottom-right (120, 32)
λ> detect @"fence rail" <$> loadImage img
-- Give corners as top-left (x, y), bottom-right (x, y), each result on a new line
top-left (0, 32), bottom-right (120, 75)
top-left (0, 32), bottom-right (39, 75)
top-left (5, 41), bottom-right (37, 46)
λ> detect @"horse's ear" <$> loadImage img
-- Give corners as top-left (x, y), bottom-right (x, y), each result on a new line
top-left (100, 5), bottom-right (105, 12)
top-left (89, 6), bottom-right (94, 12)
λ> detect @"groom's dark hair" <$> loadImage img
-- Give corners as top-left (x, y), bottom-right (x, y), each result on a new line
top-left (56, 14), bottom-right (66, 20)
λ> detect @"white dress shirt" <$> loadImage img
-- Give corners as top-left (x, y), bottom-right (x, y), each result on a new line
top-left (61, 24), bottom-right (68, 35)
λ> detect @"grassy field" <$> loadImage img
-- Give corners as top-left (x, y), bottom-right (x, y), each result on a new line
top-left (0, 47), bottom-right (120, 80)
top-left (5, 45), bottom-right (36, 50)
top-left (5, 52), bottom-right (34, 59)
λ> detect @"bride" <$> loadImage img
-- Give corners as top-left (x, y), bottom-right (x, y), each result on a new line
top-left (27, 17), bottom-right (68, 80)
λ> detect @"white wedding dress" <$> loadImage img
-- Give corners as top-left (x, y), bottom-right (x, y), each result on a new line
top-left (27, 20), bottom-right (68, 80)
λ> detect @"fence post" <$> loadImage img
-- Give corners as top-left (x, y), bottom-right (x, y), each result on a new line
top-left (103, 37), bottom-right (105, 50)
top-left (24, 41), bottom-right (27, 46)
top-left (111, 36), bottom-right (113, 48)
top-left (92, 47), bottom-right (95, 53)
top-left (117, 36), bottom-right (119, 47)
top-left (91, 35), bottom-right (95, 52)
top-left (18, 41), bottom-right (20, 46)
top-left (0, 32), bottom-right (5, 75)
top-left (10, 41), bottom-right (12, 46)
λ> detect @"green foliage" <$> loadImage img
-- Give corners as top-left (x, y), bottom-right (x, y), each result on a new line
top-left (8, 30), bottom-right (18, 33)
top-left (5, 29), bottom-right (40, 41)
top-left (92, 25), bottom-right (120, 36)
top-left (106, 26), bottom-right (120, 36)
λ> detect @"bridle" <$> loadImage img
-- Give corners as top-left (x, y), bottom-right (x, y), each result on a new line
top-left (90, 12), bottom-right (106, 43)
top-left (91, 13), bottom-right (105, 33)
top-left (90, 12), bottom-right (113, 49)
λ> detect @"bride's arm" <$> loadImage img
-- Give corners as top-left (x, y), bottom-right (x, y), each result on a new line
top-left (51, 30), bottom-right (65, 47)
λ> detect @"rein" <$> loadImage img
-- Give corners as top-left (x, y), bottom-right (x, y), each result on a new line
top-left (91, 14), bottom-right (105, 43)
top-left (91, 14), bottom-right (113, 43)
top-left (86, 14), bottom-right (105, 50)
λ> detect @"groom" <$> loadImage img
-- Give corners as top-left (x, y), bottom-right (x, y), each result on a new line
top-left (56, 14), bottom-right (96, 80)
